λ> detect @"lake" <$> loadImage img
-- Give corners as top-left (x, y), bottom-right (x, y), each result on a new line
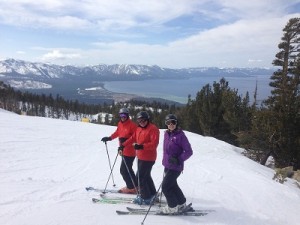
top-left (104, 74), bottom-right (272, 104)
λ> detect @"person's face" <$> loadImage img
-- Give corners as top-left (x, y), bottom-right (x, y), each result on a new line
top-left (137, 118), bottom-right (148, 127)
top-left (165, 119), bottom-right (177, 131)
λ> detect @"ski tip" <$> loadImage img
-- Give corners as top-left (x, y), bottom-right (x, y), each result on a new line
top-left (92, 198), bottom-right (99, 203)
top-left (116, 210), bottom-right (130, 215)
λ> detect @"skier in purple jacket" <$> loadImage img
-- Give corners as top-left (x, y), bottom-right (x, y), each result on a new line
top-left (159, 114), bottom-right (193, 214)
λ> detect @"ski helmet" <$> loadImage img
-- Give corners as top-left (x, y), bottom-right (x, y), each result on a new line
top-left (136, 111), bottom-right (150, 120)
top-left (165, 114), bottom-right (178, 126)
top-left (119, 108), bottom-right (129, 114)
top-left (165, 114), bottom-right (177, 121)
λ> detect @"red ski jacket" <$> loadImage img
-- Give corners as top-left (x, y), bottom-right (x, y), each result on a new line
top-left (123, 122), bottom-right (159, 161)
top-left (110, 119), bottom-right (137, 157)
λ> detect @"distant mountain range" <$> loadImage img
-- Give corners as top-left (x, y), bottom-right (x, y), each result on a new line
top-left (0, 58), bottom-right (276, 104)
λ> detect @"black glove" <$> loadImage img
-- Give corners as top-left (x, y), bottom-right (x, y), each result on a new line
top-left (119, 137), bottom-right (127, 144)
top-left (101, 137), bottom-right (112, 142)
top-left (118, 145), bottom-right (124, 155)
top-left (134, 144), bottom-right (144, 150)
top-left (169, 156), bottom-right (179, 165)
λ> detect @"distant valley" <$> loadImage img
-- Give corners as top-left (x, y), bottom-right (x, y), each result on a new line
top-left (0, 59), bottom-right (275, 104)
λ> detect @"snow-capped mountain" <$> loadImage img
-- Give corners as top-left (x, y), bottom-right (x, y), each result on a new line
top-left (0, 58), bottom-right (275, 80)
top-left (0, 59), bottom-right (168, 79)
top-left (0, 58), bottom-right (275, 104)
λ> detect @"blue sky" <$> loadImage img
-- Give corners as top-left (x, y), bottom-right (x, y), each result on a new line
top-left (0, 0), bottom-right (299, 68)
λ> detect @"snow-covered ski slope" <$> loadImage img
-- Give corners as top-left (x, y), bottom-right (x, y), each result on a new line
top-left (1, 108), bottom-right (300, 225)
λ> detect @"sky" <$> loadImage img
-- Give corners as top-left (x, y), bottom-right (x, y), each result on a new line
top-left (1, 108), bottom-right (300, 225)
top-left (0, 0), bottom-right (300, 69)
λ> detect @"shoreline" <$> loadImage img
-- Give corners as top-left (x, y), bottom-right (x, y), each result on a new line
top-left (79, 83), bottom-right (139, 102)
top-left (85, 83), bottom-right (184, 105)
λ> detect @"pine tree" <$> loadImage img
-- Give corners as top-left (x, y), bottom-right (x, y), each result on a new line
top-left (187, 78), bottom-right (249, 144)
top-left (263, 18), bottom-right (300, 168)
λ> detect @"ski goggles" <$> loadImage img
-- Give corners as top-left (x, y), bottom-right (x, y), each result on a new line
top-left (119, 113), bottom-right (128, 118)
top-left (165, 119), bottom-right (177, 126)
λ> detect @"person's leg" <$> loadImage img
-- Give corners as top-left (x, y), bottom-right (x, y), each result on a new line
top-left (137, 160), bottom-right (155, 199)
top-left (122, 156), bottom-right (137, 189)
top-left (161, 169), bottom-right (184, 208)
top-left (173, 182), bottom-right (186, 206)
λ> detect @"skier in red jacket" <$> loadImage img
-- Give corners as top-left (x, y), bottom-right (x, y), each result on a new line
top-left (120, 111), bottom-right (160, 204)
top-left (101, 108), bottom-right (138, 194)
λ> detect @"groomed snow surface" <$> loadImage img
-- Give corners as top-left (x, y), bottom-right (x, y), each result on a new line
top-left (1, 108), bottom-right (300, 225)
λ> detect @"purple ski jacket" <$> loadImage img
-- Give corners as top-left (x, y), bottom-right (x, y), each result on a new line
top-left (162, 128), bottom-right (193, 172)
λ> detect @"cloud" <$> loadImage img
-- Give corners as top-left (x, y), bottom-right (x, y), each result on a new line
top-left (85, 15), bottom-right (295, 67)
top-left (0, 0), bottom-right (300, 68)
top-left (0, 1), bottom-right (298, 34)
top-left (34, 12), bottom-right (298, 68)
top-left (0, 0), bottom-right (200, 31)
top-left (248, 59), bottom-right (263, 63)
top-left (16, 51), bottom-right (26, 55)
top-left (3, 0), bottom-right (294, 31)
top-left (41, 50), bottom-right (81, 61)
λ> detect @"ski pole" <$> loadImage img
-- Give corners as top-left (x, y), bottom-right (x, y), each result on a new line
top-left (136, 158), bottom-right (141, 197)
top-left (104, 141), bottom-right (116, 187)
top-left (141, 169), bottom-right (169, 225)
top-left (158, 170), bottom-right (165, 207)
top-left (103, 152), bottom-right (118, 193)
top-left (121, 155), bottom-right (139, 195)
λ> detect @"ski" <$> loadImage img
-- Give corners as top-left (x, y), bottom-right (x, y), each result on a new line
top-left (92, 197), bottom-right (133, 204)
top-left (86, 186), bottom-right (120, 194)
top-left (99, 194), bottom-right (167, 205)
top-left (117, 203), bottom-right (212, 216)
top-left (92, 197), bottom-right (162, 205)
top-left (126, 202), bottom-right (194, 211)
top-left (93, 196), bottom-right (151, 205)
top-left (124, 202), bottom-right (194, 213)
top-left (93, 195), bottom-right (166, 206)
top-left (126, 206), bottom-right (212, 213)
top-left (116, 210), bottom-right (208, 216)
top-left (99, 194), bottom-right (135, 202)
top-left (86, 186), bottom-right (138, 195)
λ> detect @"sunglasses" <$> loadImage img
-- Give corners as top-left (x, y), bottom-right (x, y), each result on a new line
top-left (165, 119), bottom-right (177, 126)
top-left (137, 118), bottom-right (147, 124)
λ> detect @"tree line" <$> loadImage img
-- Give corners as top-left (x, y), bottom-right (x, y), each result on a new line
top-left (0, 18), bottom-right (299, 170)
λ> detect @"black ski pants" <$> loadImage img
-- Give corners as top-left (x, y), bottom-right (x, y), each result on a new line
top-left (137, 159), bottom-right (156, 199)
top-left (120, 155), bottom-right (137, 189)
top-left (162, 168), bottom-right (186, 208)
